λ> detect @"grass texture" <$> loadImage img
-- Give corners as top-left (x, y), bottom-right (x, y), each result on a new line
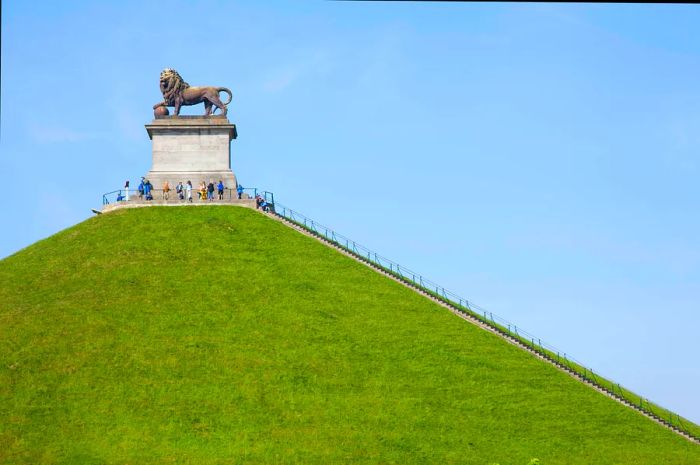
top-left (0, 206), bottom-right (698, 464)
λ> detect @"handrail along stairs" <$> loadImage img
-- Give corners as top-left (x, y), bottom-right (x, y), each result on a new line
top-left (270, 200), bottom-right (699, 443)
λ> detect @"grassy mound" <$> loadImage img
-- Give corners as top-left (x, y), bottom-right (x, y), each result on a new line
top-left (0, 206), bottom-right (697, 464)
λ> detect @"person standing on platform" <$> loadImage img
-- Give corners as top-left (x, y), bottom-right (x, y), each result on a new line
top-left (124, 180), bottom-right (130, 201)
top-left (237, 183), bottom-right (243, 199)
top-left (186, 181), bottom-right (193, 202)
top-left (176, 182), bottom-right (184, 200)
top-left (162, 180), bottom-right (170, 200)
top-left (217, 180), bottom-right (225, 200)
top-left (144, 179), bottom-right (153, 201)
top-left (207, 181), bottom-right (215, 201)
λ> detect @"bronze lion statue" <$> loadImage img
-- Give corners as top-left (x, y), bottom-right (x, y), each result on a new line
top-left (153, 68), bottom-right (232, 117)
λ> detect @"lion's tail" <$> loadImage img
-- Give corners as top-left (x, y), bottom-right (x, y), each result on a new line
top-left (218, 87), bottom-right (233, 105)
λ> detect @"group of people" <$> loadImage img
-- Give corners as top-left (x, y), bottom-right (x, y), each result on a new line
top-left (119, 178), bottom-right (246, 203)
top-left (189, 180), bottom-right (225, 201)
top-left (118, 179), bottom-right (154, 201)
top-left (255, 194), bottom-right (272, 212)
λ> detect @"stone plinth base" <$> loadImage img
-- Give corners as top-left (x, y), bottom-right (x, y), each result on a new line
top-left (144, 116), bottom-right (238, 190)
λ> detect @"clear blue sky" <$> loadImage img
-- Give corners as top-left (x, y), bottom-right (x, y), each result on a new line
top-left (2, 1), bottom-right (699, 423)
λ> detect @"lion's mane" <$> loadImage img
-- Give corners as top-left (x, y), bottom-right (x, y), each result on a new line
top-left (160, 68), bottom-right (190, 106)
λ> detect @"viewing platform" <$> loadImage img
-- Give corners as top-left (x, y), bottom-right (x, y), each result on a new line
top-left (100, 188), bottom-right (274, 214)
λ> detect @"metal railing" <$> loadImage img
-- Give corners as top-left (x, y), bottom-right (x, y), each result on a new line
top-left (271, 201), bottom-right (700, 441)
top-left (102, 187), bottom-right (268, 205)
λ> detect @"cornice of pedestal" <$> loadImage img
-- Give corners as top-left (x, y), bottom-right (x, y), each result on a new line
top-left (145, 116), bottom-right (237, 140)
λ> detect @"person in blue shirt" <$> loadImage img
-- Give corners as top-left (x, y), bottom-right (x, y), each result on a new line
top-left (217, 180), bottom-right (225, 200)
top-left (236, 183), bottom-right (244, 199)
top-left (144, 179), bottom-right (153, 201)
top-left (256, 194), bottom-right (271, 212)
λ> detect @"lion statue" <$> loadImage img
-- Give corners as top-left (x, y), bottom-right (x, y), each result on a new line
top-left (153, 68), bottom-right (233, 117)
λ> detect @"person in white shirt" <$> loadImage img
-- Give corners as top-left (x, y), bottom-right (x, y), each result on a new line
top-left (186, 180), bottom-right (193, 202)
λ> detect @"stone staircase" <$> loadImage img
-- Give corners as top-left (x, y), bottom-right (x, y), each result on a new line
top-left (265, 208), bottom-right (700, 445)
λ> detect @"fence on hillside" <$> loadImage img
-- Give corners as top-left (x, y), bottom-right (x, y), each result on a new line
top-left (271, 201), bottom-right (699, 442)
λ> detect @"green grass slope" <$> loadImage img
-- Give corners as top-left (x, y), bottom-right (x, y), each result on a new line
top-left (0, 206), bottom-right (697, 465)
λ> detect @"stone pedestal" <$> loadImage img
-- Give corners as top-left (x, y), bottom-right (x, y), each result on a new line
top-left (143, 115), bottom-right (238, 189)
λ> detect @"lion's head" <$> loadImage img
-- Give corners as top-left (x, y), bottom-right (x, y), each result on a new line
top-left (160, 68), bottom-right (190, 105)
